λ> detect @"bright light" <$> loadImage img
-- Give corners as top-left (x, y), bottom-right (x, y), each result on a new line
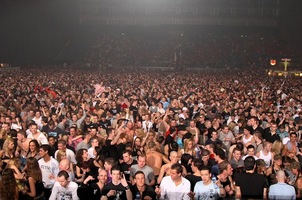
top-left (270, 59), bottom-right (276, 66)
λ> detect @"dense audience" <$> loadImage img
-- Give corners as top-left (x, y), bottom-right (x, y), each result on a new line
top-left (84, 27), bottom-right (294, 69)
top-left (0, 66), bottom-right (302, 200)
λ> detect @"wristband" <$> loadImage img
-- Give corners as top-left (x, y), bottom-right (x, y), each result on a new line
top-left (125, 185), bottom-right (130, 190)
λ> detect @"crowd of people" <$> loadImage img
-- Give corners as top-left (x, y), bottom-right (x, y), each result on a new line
top-left (0, 66), bottom-right (302, 200)
top-left (83, 27), bottom-right (294, 69)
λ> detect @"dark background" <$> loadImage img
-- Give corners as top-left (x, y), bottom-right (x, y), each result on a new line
top-left (0, 0), bottom-right (301, 66)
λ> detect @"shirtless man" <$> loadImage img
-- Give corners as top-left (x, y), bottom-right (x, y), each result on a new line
top-left (16, 130), bottom-right (30, 155)
top-left (124, 121), bottom-right (135, 143)
top-left (146, 141), bottom-right (164, 178)
top-left (157, 151), bottom-right (187, 184)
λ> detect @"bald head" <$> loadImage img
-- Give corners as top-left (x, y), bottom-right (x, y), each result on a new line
top-left (170, 151), bottom-right (178, 157)
top-left (276, 170), bottom-right (286, 183)
top-left (59, 159), bottom-right (70, 171)
top-left (169, 151), bottom-right (179, 163)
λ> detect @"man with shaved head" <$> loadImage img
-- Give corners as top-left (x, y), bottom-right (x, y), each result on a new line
top-left (157, 151), bottom-right (187, 184)
top-left (59, 159), bottom-right (75, 181)
top-left (269, 170), bottom-right (296, 200)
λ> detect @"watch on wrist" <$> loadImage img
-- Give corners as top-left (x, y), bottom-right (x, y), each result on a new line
top-left (124, 185), bottom-right (130, 190)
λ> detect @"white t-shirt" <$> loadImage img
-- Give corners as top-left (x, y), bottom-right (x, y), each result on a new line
top-left (160, 176), bottom-right (191, 200)
top-left (27, 131), bottom-right (49, 145)
top-left (49, 181), bottom-right (79, 200)
top-left (39, 157), bottom-right (59, 189)
top-left (283, 137), bottom-right (290, 145)
top-left (194, 181), bottom-right (221, 200)
top-left (87, 147), bottom-right (95, 159)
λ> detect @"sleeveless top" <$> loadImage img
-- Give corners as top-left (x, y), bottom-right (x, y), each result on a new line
top-left (242, 135), bottom-right (253, 145)
top-left (176, 137), bottom-right (184, 149)
top-left (219, 176), bottom-right (231, 188)
top-left (259, 150), bottom-right (272, 167)
top-left (26, 178), bottom-right (44, 199)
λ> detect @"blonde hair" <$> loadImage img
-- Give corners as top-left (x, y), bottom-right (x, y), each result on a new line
top-left (2, 137), bottom-right (14, 156)
top-left (184, 138), bottom-right (194, 152)
top-left (57, 150), bottom-right (67, 163)
top-left (228, 121), bottom-right (237, 131)
top-left (183, 138), bottom-right (196, 157)
top-left (6, 158), bottom-right (20, 169)
top-left (0, 129), bottom-right (7, 139)
top-left (271, 140), bottom-right (283, 156)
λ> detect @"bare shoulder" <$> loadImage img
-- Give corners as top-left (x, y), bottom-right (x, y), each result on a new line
top-left (161, 163), bottom-right (170, 169)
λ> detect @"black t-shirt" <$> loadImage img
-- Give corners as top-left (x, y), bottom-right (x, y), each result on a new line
top-left (99, 120), bottom-right (111, 130)
top-left (49, 145), bottom-right (57, 158)
top-left (130, 184), bottom-right (157, 200)
top-left (131, 147), bottom-right (143, 159)
top-left (77, 182), bottom-right (102, 200)
top-left (235, 172), bottom-right (267, 199)
top-left (221, 111), bottom-right (231, 122)
top-left (219, 176), bottom-right (231, 188)
top-left (196, 122), bottom-right (206, 135)
top-left (109, 106), bottom-right (121, 116)
top-left (0, 138), bottom-right (5, 150)
top-left (27, 179), bottom-right (44, 197)
top-left (263, 129), bottom-right (280, 144)
top-left (105, 139), bottom-right (119, 161)
top-left (185, 174), bottom-right (202, 191)
top-left (83, 122), bottom-right (92, 133)
top-left (252, 126), bottom-right (264, 136)
top-left (116, 143), bottom-right (126, 160)
top-left (76, 158), bottom-right (98, 179)
top-left (102, 182), bottom-right (127, 200)
top-left (120, 160), bottom-right (138, 181)
top-left (129, 105), bottom-right (138, 121)
top-left (1, 155), bottom-right (11, 170)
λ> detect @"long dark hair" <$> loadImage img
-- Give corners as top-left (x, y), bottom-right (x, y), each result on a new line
top-left (27, 139), bottom-right (40, 157)
top-left (0, 168), bottom-right (17, 200)
top-left (75, 148), bottom-right (87, 166)
top-left (26, 157), bottom-right (42, 182)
